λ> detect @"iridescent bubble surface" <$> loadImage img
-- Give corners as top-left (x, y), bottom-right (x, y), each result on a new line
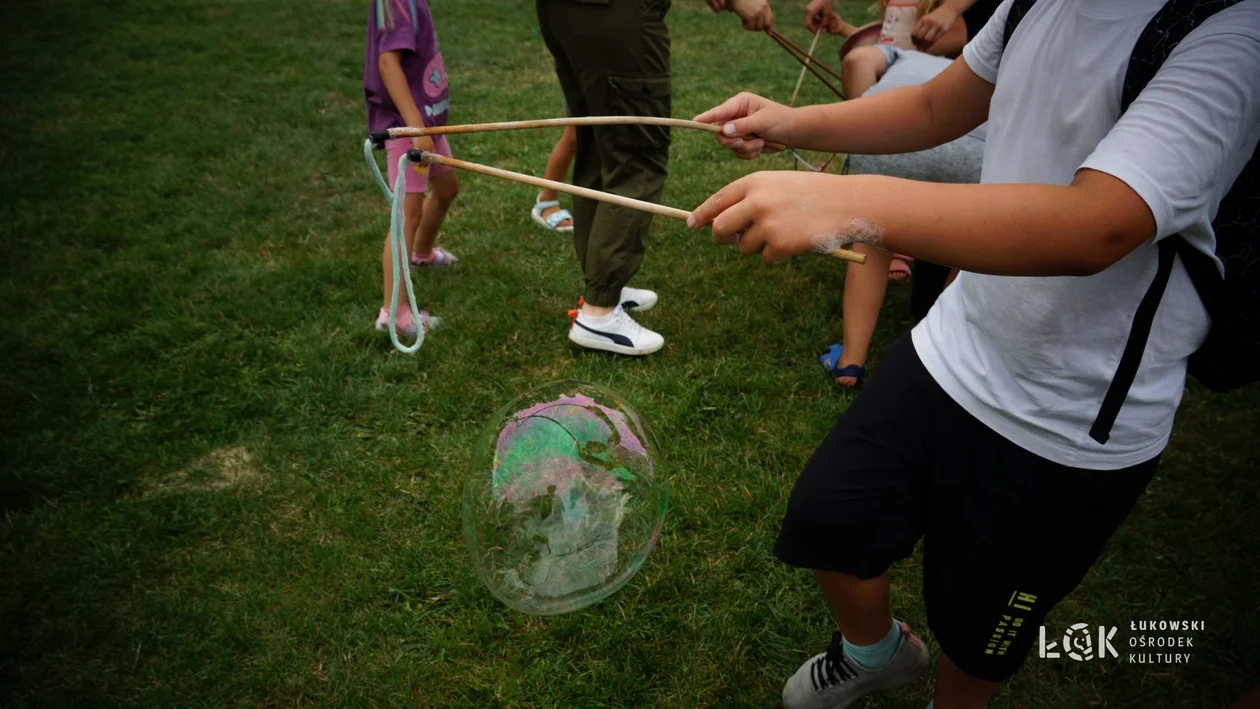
top-left (463, 381), bottom-right (667, 615)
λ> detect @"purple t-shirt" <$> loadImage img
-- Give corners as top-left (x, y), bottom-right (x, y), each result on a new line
top-left (364, 0), bottom-right (450, 132)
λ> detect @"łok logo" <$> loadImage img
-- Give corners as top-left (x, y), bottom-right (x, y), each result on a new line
top-left (1039, 623), bottom-right (1118, 661)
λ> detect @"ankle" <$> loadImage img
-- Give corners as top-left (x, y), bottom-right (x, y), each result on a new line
top-left (842, 620), bottom-right (901, 671)
top-left (580, 303), bottom-right (615, 318)
top-left (840, 347), bottom-right (868, 366)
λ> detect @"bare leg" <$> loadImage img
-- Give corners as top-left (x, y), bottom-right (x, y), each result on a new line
top-left (382, 191), bottom-right (425, 309)
top-left (840, 45), bottom-right (888, 100)
top-left (934, 651), bottom-right (1000, 709)
top-left (539, 126), bottom-right (577, 228)
top-left (836, 244), bottom-right (893, 386)
top-left (813, 569), bottom-right (894, 645)
top-left (412, 170), bottom-right (460, 259)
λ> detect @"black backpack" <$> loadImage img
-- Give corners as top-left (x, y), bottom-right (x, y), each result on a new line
top-left (1002, 0), bottom-right (1260, 445)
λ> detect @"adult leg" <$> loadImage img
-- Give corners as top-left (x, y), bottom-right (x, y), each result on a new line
top-left (545, 0), bottom-right (669, 311)
top-left (537, 0), bottom-right (606, 312)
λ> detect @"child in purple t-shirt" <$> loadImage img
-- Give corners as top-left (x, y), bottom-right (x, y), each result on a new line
top-left (365, 0), bottom-right (459, 336)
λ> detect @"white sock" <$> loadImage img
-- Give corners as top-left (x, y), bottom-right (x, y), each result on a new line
top-left (578, 308), bottom-right (619, 324)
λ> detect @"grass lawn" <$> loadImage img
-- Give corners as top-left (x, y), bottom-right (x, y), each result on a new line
top-left (1, 0), bottom-right (1257, 706)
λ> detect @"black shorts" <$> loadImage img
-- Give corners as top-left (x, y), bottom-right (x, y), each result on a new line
top-left (775, 336), bottom-right (1159, 682)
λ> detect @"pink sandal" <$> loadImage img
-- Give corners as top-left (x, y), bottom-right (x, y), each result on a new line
top-left (374, 307), bottom-right (440, 337)
top-left (410, 247), bottom-right (459, 269)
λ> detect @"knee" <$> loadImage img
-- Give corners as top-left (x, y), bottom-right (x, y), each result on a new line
top-left (431, 173), bottom-right (460, 205)
top-left (842, 46), bottom-right (882, 73)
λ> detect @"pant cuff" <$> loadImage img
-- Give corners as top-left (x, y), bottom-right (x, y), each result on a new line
top-left (584, 286), bottom-right (623, 308)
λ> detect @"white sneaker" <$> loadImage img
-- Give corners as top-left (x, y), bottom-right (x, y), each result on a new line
top-left (620, 287), bottom-right (657, 313)
top-left (569, 305), bottom-right (664, 355)
top-left (782, 622), bottom-right (929, 709)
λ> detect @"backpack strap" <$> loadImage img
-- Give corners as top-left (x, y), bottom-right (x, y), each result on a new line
top-left (1089, 240), bottom-right (1176, 444)
top-left (1120, 0), bottom-right (1245, 112)
top-left (1001, 0), bottom-right (1038, 52)
top-left (1087, 0), bottom-right (1245, 444)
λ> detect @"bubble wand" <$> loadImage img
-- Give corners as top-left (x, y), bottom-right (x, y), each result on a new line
top-left (363, 118), bottom-right (866, 355)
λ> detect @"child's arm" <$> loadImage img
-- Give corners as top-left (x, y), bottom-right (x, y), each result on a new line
top-left (913, 0), bottom-right (975, 49)
top-left (378, 51), bottom-right (435, 150)
top-left (916, 12), bottom-right (969, 56)
top-left (694, 57), bottom-right (992, 158)
top-left (687, 168), bottom-right (1156, 277)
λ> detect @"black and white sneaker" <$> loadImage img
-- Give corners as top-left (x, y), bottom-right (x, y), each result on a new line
top-left (569, 305), bottom-right (664, 356)
top-left (782, 622), bottom-right (929, 709)
top-left (619, 286), bottom-right (657, 313)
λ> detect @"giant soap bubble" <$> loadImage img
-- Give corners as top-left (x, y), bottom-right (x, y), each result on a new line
top-left (463, 381), bottom-right (667, 615)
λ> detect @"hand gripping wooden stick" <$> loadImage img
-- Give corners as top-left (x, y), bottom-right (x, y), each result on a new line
top-left (408, 150), bottom-right (867, 265)
top-left (371, 116), bottom-right (788, 153)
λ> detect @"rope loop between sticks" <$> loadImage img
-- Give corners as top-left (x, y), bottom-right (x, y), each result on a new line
top-left (388, 153), bottom-right (426, 354)
top-left (364, 137), bottom-right (393, 203)
top-left (363, 139), bottom-right (427, 355)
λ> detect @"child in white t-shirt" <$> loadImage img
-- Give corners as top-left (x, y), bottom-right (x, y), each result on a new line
top-left (690, 0), bottom-right (1259, 706)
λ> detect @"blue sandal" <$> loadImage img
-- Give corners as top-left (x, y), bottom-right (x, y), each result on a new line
top-left (819, 343), bottom-right (865, 386)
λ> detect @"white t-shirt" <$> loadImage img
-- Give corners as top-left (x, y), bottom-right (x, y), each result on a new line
top-left (912, 0), bottom-right (1260, 470)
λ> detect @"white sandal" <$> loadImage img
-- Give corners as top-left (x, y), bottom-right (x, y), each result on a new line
top-left (531, 193), bottom-right (574, 232)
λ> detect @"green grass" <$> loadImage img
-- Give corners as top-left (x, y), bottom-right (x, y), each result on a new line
top-left (1, 0), bottom-right (1257, 706)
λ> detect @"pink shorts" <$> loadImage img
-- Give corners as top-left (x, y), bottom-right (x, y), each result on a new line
top-left (385, 136), bottom-right (453, 194)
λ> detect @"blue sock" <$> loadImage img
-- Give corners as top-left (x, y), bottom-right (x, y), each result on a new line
top-left (927, 702), bottom-right (934, 709)
top-left (842, 620), bottom-right (902, 670)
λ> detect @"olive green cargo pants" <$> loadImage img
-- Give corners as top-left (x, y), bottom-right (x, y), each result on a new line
top-left (536, 0), bottom-right (672, 307)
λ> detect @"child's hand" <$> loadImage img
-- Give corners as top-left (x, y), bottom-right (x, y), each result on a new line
top-left (912, 6), bottom-right (959, 48)
top-left (411, 135), bottom-right (436, 153)
top-left (688, 172), bottom-right (883, 264)
top-left (803, 0), bottom-right (834, 32)
top-left (693, 93), bottom-right (794, 160)
top-left (705, 0), bottom-right (728, 11)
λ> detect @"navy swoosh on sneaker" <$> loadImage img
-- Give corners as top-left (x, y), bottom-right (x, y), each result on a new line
top-left (574, 320), bottom-right (634, 347)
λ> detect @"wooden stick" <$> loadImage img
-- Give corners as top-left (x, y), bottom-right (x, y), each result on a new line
top-left (416, 151), bottom-right (690, 221)
top-left (768, 28), bottom-right (845, 84)
top-left (780, 29), bottom-right (842, 174)
top-left (379, 116), bottom-right (787, 152)
top-left (411, 151), bottom-right (867, 265)
top-left (768, 30), bottom-right (845, 100)
top-left (789, 28), bottom-right (823, 107)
